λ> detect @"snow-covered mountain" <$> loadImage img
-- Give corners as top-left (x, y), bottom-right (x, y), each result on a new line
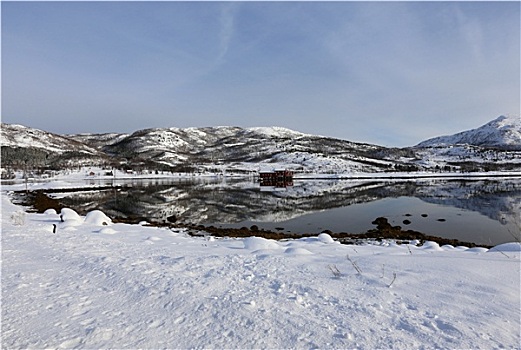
top-left (2, 115), bottom-right (520, 174)
top-left (1, 123), bottom-right (100, 155)
top-left (416, 115), bottom-right (521, 150)
top-left (99, 125), bottom-right (405, 173)
top-left (0, 124), bottom-right (112, 172)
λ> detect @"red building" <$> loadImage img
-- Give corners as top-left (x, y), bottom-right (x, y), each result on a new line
top-left (259, 169), bottom-right (293, 187)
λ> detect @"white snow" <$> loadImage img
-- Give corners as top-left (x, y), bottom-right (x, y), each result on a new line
top-left (247, 126), bottom-right (310, 138)
top-left (2, 186), bottom-right (520, 349)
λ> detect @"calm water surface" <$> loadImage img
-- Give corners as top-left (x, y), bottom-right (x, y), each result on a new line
top-left (46, 177), bottom-right (521, 246)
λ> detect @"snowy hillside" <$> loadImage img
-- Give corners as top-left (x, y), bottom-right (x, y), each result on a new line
top-left (68, 132), bottom-right (129, 150)
top-left (1, 123), bottom-right (100, 155)
top-left (2, 115), bottom-right (521, 174)
top-left (417, 115), bottom-right (521, 150)
top-left (101, 125), bottom-right (402, 173)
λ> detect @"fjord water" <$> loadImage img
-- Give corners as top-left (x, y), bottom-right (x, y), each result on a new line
top-left (58, 177), bottom-right (521, 246)
top-left (231, 196), bottom-right (516, 245)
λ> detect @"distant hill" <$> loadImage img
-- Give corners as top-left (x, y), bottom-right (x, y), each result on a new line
top-left (98, 126), bottom-right (405, 173)
top-left (1, 123), bottom-right (100, 154)
top-left (416, 115), bottom-right (521, 150)
top-left (0, 124), bottom-right (111, 171)
top-left (1, 115), bottom-right (520, 174)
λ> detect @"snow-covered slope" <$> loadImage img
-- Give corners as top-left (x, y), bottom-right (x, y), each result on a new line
top-left (1, 123), bottom-right (100, 155)
top-left (102, 125), bottom-right (400, 173)
top-left (1, 124), bottom-right (112, 172)
top-left (2, 123), bottom-right (403, 174)
top-left (417, 115), bottom-right (521, 150)
top-left (3, 115), bottom-right (521, 174)
top-left (68, 132), bottom-right (129, 150)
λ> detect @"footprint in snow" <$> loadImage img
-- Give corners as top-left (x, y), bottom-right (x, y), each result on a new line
top-left (435, 319), bottom-right (462, 336)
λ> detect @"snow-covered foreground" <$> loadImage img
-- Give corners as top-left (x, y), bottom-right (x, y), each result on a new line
top-left (2, 191), bottom-right (520, 349)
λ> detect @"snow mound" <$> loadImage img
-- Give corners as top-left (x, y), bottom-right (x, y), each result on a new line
top-left (98, 227), bottom-right (117, 235)
top-left (284, 247), bottom-right (314, 255)
top-left (421, 241), bottom-right (443, 251)
top-left (466, 247), bottom-right (489, 253)
top-left (317, 233), bottom-right (335, 244)
top-left (84, 210), bottom-right (112, 226)
top-left (44, 208), bottom-right (57, 215)
top-left (59, 208), bottom-right (83, 224)
top-left (243, 237), bottom-right (281, 250)
top-left (489, 242), bottom-right (521, 252)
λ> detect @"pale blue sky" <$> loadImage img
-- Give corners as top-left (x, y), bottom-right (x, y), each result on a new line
top-left (2, 1), bottom-right (520, 146)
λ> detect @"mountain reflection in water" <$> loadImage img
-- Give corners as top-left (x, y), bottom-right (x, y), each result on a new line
top-left (53, 177), bottom-right (521, 246)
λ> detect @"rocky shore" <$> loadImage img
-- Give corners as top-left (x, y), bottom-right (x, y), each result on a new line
top-left (17, 188), bottom-right (490, 248)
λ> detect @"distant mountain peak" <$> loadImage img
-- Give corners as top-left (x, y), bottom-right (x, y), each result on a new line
top-left (416, 115), bottom-right (521, 150)
top-left (247, 126), bottom-right (310, 138)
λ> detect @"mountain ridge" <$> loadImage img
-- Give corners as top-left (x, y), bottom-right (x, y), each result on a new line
top-left (2, 115), bottom-right (520, 175)
top-left (416, 115), bottom-right (521, 150)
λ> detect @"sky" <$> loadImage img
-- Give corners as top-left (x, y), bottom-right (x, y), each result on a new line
top-left (2, 1), bottom-right (520, 147)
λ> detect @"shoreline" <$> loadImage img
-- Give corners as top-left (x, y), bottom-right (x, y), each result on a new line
top-left (2, 169), bottom-right (521, 185)
top-left (158, 220), bottom-right (492, 249)
top-left (8, 175), bottom-right (518, 249)
top-left (14, 187), bottom-right (492, 248)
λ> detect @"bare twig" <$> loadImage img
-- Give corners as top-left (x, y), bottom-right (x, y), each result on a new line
top-left (346, 254), bottom-right (362, 274)
top-left (328, 264), bottom-right (342, 278)
top-left (388, 272), bottom-right (397, 288)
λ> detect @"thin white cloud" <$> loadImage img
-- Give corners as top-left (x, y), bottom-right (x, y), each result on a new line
top-left (452, 4), bottom-right (484, 64)
top-left (217, 3), bottom-right (239, 64)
